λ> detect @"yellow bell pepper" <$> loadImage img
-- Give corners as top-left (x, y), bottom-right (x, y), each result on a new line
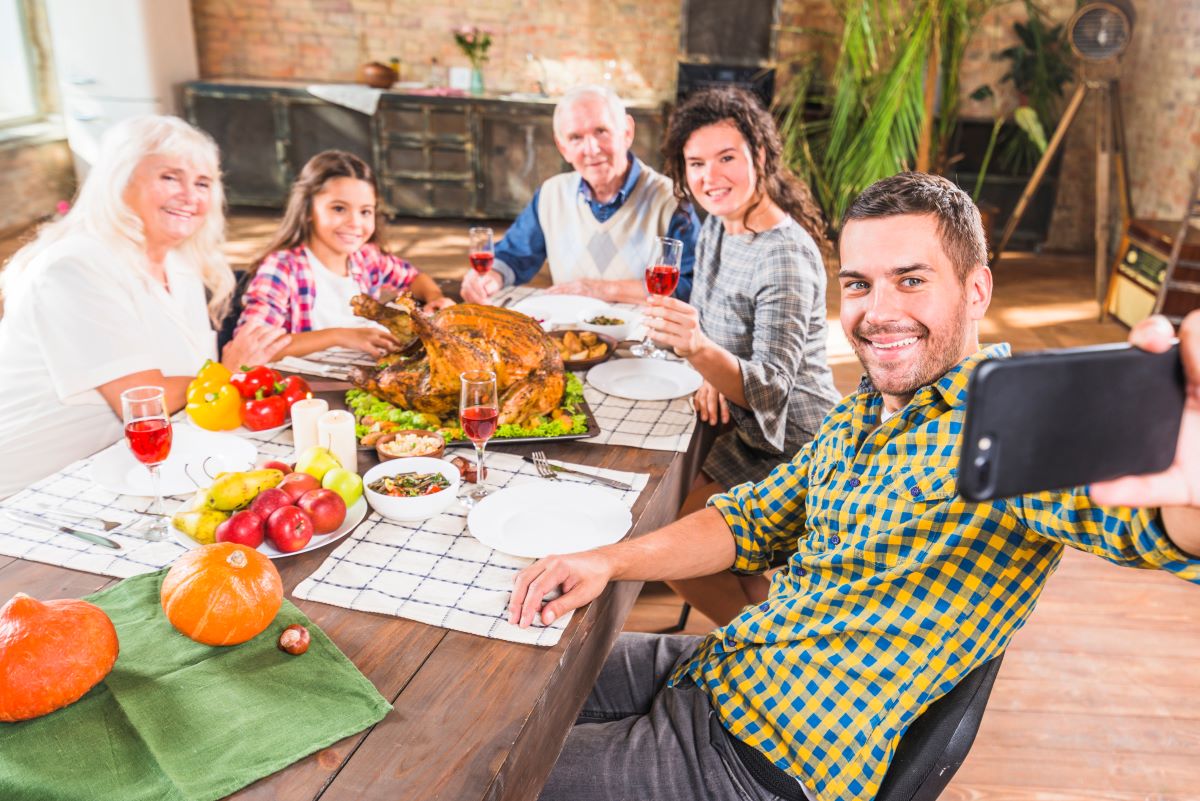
top-left (186, 383), bottom-right (242, 431)
top-left (186, 359), bottom-right (233, 403)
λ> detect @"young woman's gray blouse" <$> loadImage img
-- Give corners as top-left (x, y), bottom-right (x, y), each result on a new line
top-left (690, 214), bottom-right (841, 487)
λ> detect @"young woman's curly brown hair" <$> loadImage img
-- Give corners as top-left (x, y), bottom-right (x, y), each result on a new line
top-left (662, 87), bottom-right (830, 257)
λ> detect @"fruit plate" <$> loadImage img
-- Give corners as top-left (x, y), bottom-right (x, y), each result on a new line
top-left (169, 497), bottom-right (368, 559)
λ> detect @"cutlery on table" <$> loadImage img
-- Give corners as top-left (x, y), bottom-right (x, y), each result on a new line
top-left (527, 451), bottom-right (634, 491)
top-left (4, 510), bottom-right (122, 550)
top-left (31, 506), bottom-right (124, 531)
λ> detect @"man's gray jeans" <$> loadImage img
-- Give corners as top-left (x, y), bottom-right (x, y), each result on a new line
top-left (538, 632), bottom-right (807, 801)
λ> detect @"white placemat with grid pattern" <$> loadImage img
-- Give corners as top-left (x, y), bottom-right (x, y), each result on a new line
top-left (292, 450), bottom-right (648, 647)
top-left (0, 420), bottom-right (302, 578)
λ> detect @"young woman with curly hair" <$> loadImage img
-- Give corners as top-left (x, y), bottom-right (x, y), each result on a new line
top-left (644, 87), bottom-right (841, 625)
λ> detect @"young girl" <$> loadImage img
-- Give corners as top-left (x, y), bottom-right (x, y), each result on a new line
top-left (644, 87), bottom-right (842, 625)
top-left (237, 150), bottom-right (453, 357)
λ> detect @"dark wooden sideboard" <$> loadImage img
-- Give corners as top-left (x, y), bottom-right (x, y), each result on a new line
top-left (184, 80), bottom-right (668, 220)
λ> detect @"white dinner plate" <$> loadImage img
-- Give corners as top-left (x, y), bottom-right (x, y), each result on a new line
top-left (170, 497), bottom-right (368, 559)
top-left (585, 359), bottom-right (704, 401)
top-left (510, 295), bottom-right (611, 330)
top-left (89, 426), bottom-right (258, 496)
top-left (467, 482), bottom-right (631, 558)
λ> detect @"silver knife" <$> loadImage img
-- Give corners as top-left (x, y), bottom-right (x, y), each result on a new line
top-left (4, 509), bottom-right (122, 550)
top-left (521, 456), bottom-right (634, 491)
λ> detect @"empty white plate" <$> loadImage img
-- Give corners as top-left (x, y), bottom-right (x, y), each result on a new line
top-left (89, 426), bottom-right (257, 496)
top-left (510, 295), bottom-right (611, 330)
top-left (467, 482), bottom-right (631, 558)
top-left (585, 359), bottom-right (704, 401)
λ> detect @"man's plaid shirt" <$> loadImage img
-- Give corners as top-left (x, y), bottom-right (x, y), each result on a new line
top-left (672, 344), bottom-right (1200, 801)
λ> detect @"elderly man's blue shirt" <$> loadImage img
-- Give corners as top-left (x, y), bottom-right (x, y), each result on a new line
top-left (493, 154), bottom-right (698, 300)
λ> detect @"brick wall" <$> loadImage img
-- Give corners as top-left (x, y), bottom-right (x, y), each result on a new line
top-left (0, 139), bottom-right (74, 236)
top-left (191, 0), bottom-right (681, 99)
top-left (190, 0), bottom-right (1197, 253)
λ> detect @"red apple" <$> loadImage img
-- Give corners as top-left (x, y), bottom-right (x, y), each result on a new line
top-left (259, 459), bottom-right (293, 474)
top-left (278, 471), bottom-right (321, 503)
top-left (266, 506), bottom-right (314, 552)
top-left (249, 487), bottom-right (293, 521)
top-left (296, 488), bottom-right (346, 534)
top-left (215, 510), bottom-right (265, 548)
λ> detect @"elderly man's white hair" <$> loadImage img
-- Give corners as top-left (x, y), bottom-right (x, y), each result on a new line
top-left (552, 85), bottom-right (628, 137)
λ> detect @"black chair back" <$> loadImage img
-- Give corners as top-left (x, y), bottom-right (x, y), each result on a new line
top-left (875, 654), bottom-right (1004, 801)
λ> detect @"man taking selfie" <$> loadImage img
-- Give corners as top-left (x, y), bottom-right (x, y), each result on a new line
top-left (509, 172), bottom-right (1200, 801)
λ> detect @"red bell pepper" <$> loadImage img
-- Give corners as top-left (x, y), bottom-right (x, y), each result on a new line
top-left (230, 365), bottom-right (283, 400)
top-left (278, 375), bottom-right (312, 410)
top-left (241, 390), bottom-right (289, 431)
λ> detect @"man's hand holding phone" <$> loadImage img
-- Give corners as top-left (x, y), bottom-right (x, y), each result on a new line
top-left (1091, 312), bottom-right (1200, 555)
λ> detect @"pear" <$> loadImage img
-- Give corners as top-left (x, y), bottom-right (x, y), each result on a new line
top-left (171, 508), bottom-right (229, 545)
top-left (207, 469), bottom-right (285, 511)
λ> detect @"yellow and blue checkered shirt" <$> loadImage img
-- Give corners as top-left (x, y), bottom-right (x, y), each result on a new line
top-left (672, 344), bottom-right (1200, 801)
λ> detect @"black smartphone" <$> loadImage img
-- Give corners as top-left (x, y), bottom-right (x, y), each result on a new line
top-left (957, 343), bottom-right (1185, 501)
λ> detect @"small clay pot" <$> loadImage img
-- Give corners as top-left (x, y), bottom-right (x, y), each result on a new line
top-left (361, 62), bottom-right (398, 89)
top-left (375, 430), bottom-right (446, 461)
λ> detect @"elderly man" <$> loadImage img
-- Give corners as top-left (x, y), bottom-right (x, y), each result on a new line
top-left (509, 173), bottom-right (1200, 801)
top-left (461, 85), bottom-right (699, 305)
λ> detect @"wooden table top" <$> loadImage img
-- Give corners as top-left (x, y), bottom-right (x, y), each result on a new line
top-left (0, 381), bottom-right (709, 801)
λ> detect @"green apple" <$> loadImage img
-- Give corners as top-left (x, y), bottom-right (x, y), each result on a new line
top-left (322, 466), bottom-right (363, 507)
top-left (296, 446), bottom-right (340, 482)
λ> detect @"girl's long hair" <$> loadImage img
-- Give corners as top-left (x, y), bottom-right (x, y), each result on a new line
top-left (662, 87), bottom-right (831, 256)
top-left (1, 115), bottom-right (234, 324)
top-left (251, 150), bottom-right (385, 271)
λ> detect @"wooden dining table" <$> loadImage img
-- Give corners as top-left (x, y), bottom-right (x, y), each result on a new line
top-left (0, 378), bottom-right (713, 801)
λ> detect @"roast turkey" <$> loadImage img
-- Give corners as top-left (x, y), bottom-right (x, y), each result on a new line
top-left (347, 295), bottom-right (566, 426)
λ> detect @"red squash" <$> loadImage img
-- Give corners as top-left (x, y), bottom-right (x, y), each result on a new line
top-left (0, 593), bottom-right (119, 722)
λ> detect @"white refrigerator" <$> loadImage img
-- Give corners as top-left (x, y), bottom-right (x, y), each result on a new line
top-left (45, 0), bottom-right (199, 178)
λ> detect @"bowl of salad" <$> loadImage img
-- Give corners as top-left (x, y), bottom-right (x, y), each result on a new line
top-left (363, 457), bottom-right (461, 521)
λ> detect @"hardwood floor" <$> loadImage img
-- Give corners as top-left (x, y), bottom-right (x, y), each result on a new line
top-left (3, 211), bottom-right (1198, 799)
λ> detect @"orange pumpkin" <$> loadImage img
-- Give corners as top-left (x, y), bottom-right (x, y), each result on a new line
top-left (161, 542), bottom-right (283, 646)
top-left (0, 593), bottom-right (119, 722)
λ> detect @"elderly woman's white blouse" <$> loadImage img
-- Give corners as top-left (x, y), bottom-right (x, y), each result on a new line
top-left (0, 234), bottom-right (217, 498)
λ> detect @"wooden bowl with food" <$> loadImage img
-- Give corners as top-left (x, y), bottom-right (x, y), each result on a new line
top-left (374, 429), bottom-right (447, 462)
top-left (549, 329), bottom-right (617, 370)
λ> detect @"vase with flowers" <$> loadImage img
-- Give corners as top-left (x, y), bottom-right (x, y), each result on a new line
top-left (453, 25), bottom-right (493, 96)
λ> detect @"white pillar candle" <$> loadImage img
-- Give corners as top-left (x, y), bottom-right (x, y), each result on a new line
top-left (317, 409), bottom-right (358, 474)
top-left (291, 397), bottom-right (329, 463)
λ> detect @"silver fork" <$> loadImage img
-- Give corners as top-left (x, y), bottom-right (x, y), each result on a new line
top-left (34, 506), bottom-right (124, 531)
top-left (35, 506), bottom-right (156, 538)
top-left (531, 451), bottom-right (561, 481)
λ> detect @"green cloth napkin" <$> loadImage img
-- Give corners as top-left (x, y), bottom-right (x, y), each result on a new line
top-left (0, 570), bottom-right (391, 801)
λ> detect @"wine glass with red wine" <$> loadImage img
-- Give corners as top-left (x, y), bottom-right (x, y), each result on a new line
top-left (630, 236), bottom-right (684, 358)
top-left (120, 386), bottom-right (172, 540)
top-left (459, 370), bottom-right (499, 508)
top-left (468, 227), bottom-right (495, 275)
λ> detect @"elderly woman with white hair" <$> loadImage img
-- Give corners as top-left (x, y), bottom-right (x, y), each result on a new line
top-left (460, 84), bottom-right (700, 305)
top-left (0, 115), bottom-right (288, 497)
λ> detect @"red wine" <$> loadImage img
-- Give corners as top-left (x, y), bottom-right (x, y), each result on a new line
top-left (645, 264), bottom-right (680, 296)
top-left (125, 419), bottom-right (172, 466)
top-left (469, 252), bottom-right (494, 273)
top-left (461, 405), bottom-right (499, 442)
